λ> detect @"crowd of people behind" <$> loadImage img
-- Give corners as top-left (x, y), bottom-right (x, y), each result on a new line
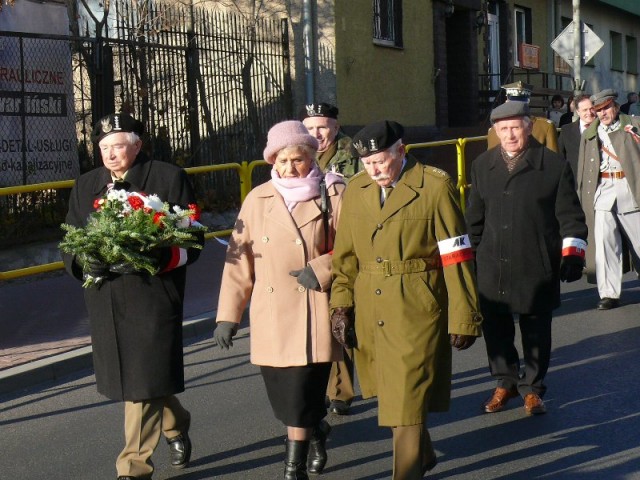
top-left (63, 81), bottom-right (640, 479)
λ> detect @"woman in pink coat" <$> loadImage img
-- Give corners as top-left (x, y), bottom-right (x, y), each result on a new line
top-left (214, 120), bottom-right (345, 479)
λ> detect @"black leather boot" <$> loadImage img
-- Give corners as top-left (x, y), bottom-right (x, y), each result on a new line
top-left (307, 420), bottom-right (331, 474)
top-left (284, 439), bottom-right (310, 480)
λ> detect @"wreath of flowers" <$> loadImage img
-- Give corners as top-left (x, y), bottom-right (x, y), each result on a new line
top-left (60, 183), bottom-right (206, 287)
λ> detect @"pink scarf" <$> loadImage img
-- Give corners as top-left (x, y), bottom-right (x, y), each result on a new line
top-left (271, 164), bottom-right (343, 211)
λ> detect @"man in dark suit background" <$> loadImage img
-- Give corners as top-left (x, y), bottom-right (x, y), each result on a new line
top-left (558, 94), bottom-right (596, 182)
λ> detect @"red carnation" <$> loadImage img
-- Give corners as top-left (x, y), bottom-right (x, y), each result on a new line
top-left (93, 199), bottom-right (102, 210)
top-left (128, 196), bottom-right (145, 210)
top-left (153, 212), bottom-right (166, 225)
top-left (188, 203), bottom-right (201, 221)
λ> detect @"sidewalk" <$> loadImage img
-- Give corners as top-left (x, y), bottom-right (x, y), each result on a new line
top-left (0, 238), bottom-right (229, 395)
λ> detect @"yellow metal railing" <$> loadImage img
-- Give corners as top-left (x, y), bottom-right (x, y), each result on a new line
top-left (1, 135), bottom-right (487, 281)
top-left (405, 135), bottom-right (487, 207)
top-left (0, 160), bottom-right (267, 281)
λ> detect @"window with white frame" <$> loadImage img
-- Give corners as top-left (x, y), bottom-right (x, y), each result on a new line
top-left (373, 0), bottom-right (403, 48)
top-left (513, 5), bottom-right (532, 66)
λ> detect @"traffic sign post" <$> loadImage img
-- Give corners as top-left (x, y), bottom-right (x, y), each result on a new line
top-left (551, 21), bottom-right (603, 68)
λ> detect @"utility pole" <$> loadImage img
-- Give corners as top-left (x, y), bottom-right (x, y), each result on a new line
top-left (572, 0), bottom-right (585, 96)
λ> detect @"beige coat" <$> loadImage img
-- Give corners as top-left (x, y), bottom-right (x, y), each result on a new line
top-left (217, 179), bottom-right (345, 367)
top-left (330, 158), bottom-right (482, 426)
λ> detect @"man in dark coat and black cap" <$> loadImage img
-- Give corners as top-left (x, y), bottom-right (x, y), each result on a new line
top-left (62, 112), bottom-right (203, 480)
top-left (466, 101), bottom-right (587, 416)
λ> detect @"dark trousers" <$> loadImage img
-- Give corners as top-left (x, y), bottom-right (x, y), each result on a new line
top-left (481, 312), bottom-right (552, 397)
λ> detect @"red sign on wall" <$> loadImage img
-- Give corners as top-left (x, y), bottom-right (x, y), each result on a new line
top-left (519, 43), bottom-right (540, 70)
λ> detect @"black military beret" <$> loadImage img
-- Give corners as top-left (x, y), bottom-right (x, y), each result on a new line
top-left (351, 120), bottom-right (405, 158)
top-left (91, 112), bottom-right (145, 143)
top-left (490, 101), bottom-right (530, 123)
top-left (299, 102), bottom-right (339, 120)
top-left (590, 89), bottom-right (618, 110)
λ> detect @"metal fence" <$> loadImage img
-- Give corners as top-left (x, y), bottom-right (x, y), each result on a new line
top-left (0, 1), bottom-right (291, 248)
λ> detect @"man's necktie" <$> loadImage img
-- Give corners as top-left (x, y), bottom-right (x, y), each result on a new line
top-left (382, 186), bottom-right (393, 206)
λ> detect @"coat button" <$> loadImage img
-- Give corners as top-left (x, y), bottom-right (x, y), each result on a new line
top-left (376, 257), bottom-right (383, 263)
top-left (378, 320), bottom-right (384, 326)
top-left (295, 239), bottom-right (302, 245)
top-left (499, 290), bottom-right (505, 295)
top-left (262, 236), bottom-right (269, 243)
top-left (267, 286), bottom-right (274, 293)
top-left (375, 289), bottom-right (382, 295)
top-left (377, 224), bottom-right (383, 230)
top-left (298, 285), bottom-right (306, 292)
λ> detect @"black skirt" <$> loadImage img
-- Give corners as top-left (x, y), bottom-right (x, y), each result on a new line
top-left (260, 363), bottom-right (331, 428)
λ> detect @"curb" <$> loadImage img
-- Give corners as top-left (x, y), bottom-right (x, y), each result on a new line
top-left (0, 311), bottom-right (216, 397)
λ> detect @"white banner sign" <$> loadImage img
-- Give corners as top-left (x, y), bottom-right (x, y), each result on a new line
top-left (0, 0), bottom-right (79, 186)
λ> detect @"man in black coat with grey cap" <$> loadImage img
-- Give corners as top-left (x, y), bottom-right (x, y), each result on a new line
top-left (466, 101), bottom-right (587, 417)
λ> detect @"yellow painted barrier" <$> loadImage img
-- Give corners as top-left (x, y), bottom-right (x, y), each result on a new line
top-left (1, 136), bottom-right (490, 281)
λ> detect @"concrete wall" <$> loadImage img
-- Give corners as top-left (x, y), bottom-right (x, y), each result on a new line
top-left (334, 1), bottom-right (434, 128)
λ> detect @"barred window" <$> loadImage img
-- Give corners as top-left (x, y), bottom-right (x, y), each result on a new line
top-left (373, 0), bottom-right (403, 48)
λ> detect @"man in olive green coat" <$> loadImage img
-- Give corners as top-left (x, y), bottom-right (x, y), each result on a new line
top-left (301, 102), bottom-right (360, 415)
top-left (330, 120), bottom-right (483, 480)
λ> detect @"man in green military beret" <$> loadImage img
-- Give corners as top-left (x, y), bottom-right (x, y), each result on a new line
top-left (330, 120), bottom-right (482, 479)
top-left (301, 102), bottom-right (360, 416)
top-left (300, 102), bottom-right (360, 179)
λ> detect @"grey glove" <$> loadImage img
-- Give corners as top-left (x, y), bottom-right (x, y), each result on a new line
top-left (214, 321), bottom-right (239, 350)
top-left (289, 266), bottom-right (320, 291)
top-left (331, 307), bottom-right (357, 348)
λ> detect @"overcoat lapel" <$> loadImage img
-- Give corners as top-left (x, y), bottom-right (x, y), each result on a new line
top-left (260, 183), bottom-right (306, 235)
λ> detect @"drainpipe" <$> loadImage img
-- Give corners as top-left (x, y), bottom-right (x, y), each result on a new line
top-left (302, 0), bottom-right (315, 103)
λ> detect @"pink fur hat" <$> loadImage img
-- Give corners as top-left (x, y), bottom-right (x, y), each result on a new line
top-left (263, 120), bottom-right (319, 164)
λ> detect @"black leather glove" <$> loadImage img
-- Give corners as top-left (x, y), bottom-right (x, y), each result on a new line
top-left (289, 266), bottom-right (320, 291)
top-left (214, 321), bottom-right (239, 350)
top-left (331, 307), bottom-right (357, 349)
top-left (559, 255), bottom-right (584, 283)
top-left (450, 334), bottom-right (476, 351)
top-left (109, 262), bottom-right (139, 274)
top-left (80, 255), bottom-right (109, 284)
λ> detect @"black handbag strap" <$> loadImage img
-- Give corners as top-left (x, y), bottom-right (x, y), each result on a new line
top-left (320, 176), bottom-right (329, 253)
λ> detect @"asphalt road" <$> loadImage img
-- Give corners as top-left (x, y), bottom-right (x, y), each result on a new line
top-left (2, 274), bottom-right (640, 479)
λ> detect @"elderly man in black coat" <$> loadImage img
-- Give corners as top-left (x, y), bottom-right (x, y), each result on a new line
top-left (466, 101), bottom-right (587, 417)
top-left (62, 113), bottom-right (203, 480)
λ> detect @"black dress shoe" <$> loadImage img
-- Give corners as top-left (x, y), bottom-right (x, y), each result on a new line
top-left (328, 399), bottom-right (350, 415)
top-left (597, 297), bottom-right (620, 310)
top-left (117, 476), bottom-right (151, 480)
top-left (167, 432), bottom-right (192, 469)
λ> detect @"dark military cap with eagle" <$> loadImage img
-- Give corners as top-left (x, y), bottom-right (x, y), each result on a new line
top-left (298, 102), bottom-right (339, 120)
top-left (350, 120), bottom-right (405, 158)
top-left (91, 112), bottom-right (145, 143)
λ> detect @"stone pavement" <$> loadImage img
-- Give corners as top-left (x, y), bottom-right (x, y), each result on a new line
top-left (0, 238), bottom-right (230, 395)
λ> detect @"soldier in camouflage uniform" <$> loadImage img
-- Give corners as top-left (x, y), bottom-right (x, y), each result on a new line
top-left (301, 103), bottom-right (360, 178)
top-left (301, 102), bottom-right (360, 416)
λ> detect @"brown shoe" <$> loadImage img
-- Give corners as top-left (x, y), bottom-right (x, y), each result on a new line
top-left (483, 387), bottom-right (518, 413)
top-left (524, 393), bottom-right (547, 415)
